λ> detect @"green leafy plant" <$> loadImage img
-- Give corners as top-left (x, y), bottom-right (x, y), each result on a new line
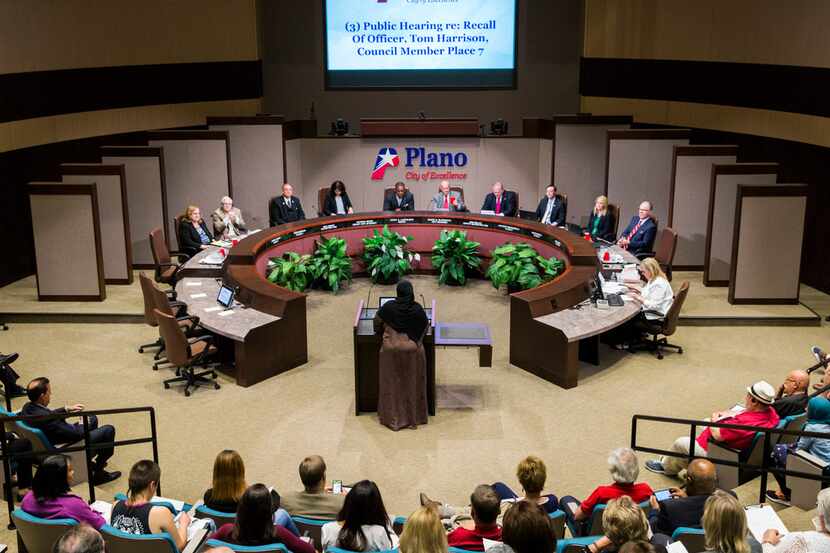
top-left (362, 225), bottom-right (419, 284)
top-left (266, 251), bottom-right (313, 292)
top-left (431, 229), bottom-right (481, 286)
top-left (310, 235), bottom-right (352, 294)
top-left (485, 242), bottom-right (565, 291)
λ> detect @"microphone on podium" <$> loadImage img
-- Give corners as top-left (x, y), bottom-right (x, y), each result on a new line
top-left (417, 111), bottom-right (426, 121)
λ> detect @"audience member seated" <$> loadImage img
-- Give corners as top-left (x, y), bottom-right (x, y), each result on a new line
top-left (444, 484), bottom-right (503, 551)
top-left (2, 430), bottom-right (34, 501)
top-left (399, 506), bottom-right (448, 553)
top-left (54, 524), bottom-right (105, 553)
top-left (766, 395), bottom-right (830, 505)
top-left (586, 496), bottom-right (667, 553)
top-left (587, 195), bottom-right (615, 242)
top-left (321, 480), bottom-right (399, 552)
top-left (383, 182), bottom-right (414, 211)
top-left (429, 180), bottom-right (464, 212)
top-left (482, 182), bottom-right (518, 217)
top-left (648, 459), bottom-right (717, 535)
top-left (179, 205), bottom-right (213, 258)
top-left (492, 455), bottom-right (559, 514)
top-left (489, 500), bottom-right (557, 553)
top-left (21, 454), bottom-right (105, 529)
top-left (772, 370), bottom-right (809, 418)
top-left (203, 450), bottom-right (297, 533)
top-left (761, 487), bottom-right (830, 553)
top-left (617, 201), bottom-right (657, 256)
top-left (645, 381), bottom-right (780, 476)
top-left (323, 180), bottom-right (354, 216)
top-left (535, 184), bottom-right (565, 226)
top-left (281, 454), bottom-right (345, 520)
top-left (212, 196), bottom-right (247, 238)
top-left (269, 183), bottom-right (306, 226)
top-left (210, 484), bottom-right (314, 553)
top-left (619, 541), bottom-right (656, 553)
top-left (560, 448), bottom-right (653, 537)
top-left (701, 490), bottom-right (761, 553)
top-left (111, 460), bottom-right (189, 550)
top-left (21, 377), bottom-right (120, 484)
top-left (611, 258), bottom-right (674, 348)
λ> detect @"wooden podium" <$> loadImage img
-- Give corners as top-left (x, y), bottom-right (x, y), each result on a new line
top-left (352, 299), bottom-right (436, 416)
top-left (360, 118), bottom-right (480, 137)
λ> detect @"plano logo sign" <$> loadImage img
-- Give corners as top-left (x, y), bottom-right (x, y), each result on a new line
top-left (370, 146), bottom-right (469, 182)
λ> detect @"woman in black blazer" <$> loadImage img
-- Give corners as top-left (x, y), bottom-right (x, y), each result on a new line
top-left (323, 180), bottom-right (354, 216)
top-left (179, 205), bottom-right (213, 258)
top-left (587, 195), bottom-right (615, 242)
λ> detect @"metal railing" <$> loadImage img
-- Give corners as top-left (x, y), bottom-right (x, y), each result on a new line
top-left (0, 406), bottom-right (159, 529)
top-left (631, 413), bottom-right (830, 504)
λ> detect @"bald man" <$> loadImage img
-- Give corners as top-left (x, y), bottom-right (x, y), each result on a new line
top-left (648, 459), bottom-right (719, 535)
top-left (773, 370), bottom-right (810, 418)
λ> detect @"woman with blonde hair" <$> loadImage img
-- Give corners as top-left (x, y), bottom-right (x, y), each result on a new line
top-left (613, 257), bottom-right (674, 349)
top-left (492, 455), bottom-right (559, 513)
top-left (585, 496), bottom-right (665, 553)
top-left (202, 450), bottom-right (299, 535)
top-left (400, 506), bottom-right (448, 553)
top-left (587, 195), bottom-right (616, 242)
top-left (702, 490), bottom-right (758, 553)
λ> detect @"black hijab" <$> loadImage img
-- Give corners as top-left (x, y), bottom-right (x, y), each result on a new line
top-left (377, 280), bottom-right (429, 343)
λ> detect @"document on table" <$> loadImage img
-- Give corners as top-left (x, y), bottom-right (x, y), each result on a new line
top-left (204, 306), bottom-right (223, 312)
top-left (745, 504), bottom-right (787, 541)
top-left (217, 309), bottom-right (235, 317)
top-left (185, 281), bottom-right (202, 287)
top-left (190, 293), bottom-right (207, 299)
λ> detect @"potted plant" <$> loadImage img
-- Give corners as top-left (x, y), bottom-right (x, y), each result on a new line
top-left (310, 235), bottom-right (352, 293)
top-left (485, 242), bottom-right (565, 293)
top-left (431, 229), bottom-right (481, 286)
top-left (362, 225), bottom-right (419, 284)
top-left (266, 251), bottom-right (313, 292)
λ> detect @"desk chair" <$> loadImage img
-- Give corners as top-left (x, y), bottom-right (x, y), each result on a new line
top-left (451, 186), bottom-right (465, 206)
top-left (293, 515), bottom-right (332, 551)
top-left (14, 418), bottom-right (90, 486)
top-left (100, 524), bottom-right (179, 553)
top-left (155, 309), bottom-right (220, 397)
top-left (639, 227), bottom-right (678, 280)
top-left (139, 273), bottom-right (166, 357)
top-left (195, 503), bottom-right (236, 528)
top-left (317, 188), bottom-right (328, 217)
top-left (671, 527), bottom-right (706, 553)
top-left (558, 193), bottom-right (568, 222)
top-left (12, 509), bottom-right (77, 553)
top-left (149, 227), bottom-right (189, 292)
top-left (607, 202), bottom-right (621, 239)
top-left (148, 276), bottom-right (201, 368)
top-left (628, 281), bottom-right (689, 360)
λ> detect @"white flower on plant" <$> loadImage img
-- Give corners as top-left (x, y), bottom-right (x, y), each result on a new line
top-left (395, 246), bottom-right (403, 258)
top-left (413, 253), bottom-right (421, 262)
top-left (381, 244), bottom-right (386, 253)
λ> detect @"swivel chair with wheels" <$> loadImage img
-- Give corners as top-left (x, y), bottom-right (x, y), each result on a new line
top-left (154, 309), bottom-right (220, 397)
top-left (149, 227), bottom-right (189, 293)
top-left (628, 281), bottom-right (690, 359)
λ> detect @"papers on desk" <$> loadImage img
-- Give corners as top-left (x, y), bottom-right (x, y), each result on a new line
top-left (189, 293), bottom-right (207, 299)
top-left (217, 309), bottom-right (235, 317)
top-left (185, 281), bottom-right (202, 287)
top-left (199, 252), bottom-right (225, 265)
top-left (601, 282), bottom-right (627, 295)
top-left (745, 504), bottom-right (788, 542)
top-left (204, 306), bottom-right (223, 313)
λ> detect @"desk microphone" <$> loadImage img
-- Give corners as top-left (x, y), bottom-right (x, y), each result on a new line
top-left (595, 237), bottom-right (615, 245)
top-left (417, 111), bottom-right (426, 121)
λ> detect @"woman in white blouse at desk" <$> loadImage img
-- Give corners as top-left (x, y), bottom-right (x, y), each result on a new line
top-left (614, 257), bottom-right (674, 348)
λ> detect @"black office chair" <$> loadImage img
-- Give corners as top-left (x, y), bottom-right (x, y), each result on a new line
top-left (629, 281), bottom-right (689, 359)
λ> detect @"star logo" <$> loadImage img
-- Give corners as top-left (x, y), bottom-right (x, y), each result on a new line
top-left (371, 147), bottom-right (400, 180)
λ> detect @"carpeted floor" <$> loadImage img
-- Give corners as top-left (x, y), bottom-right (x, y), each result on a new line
top-left (0, 274), bottom-right (827, 549)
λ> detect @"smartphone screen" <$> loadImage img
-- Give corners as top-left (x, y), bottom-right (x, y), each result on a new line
top-left (332, 480), bottom-right (342, 494)
top-left (654, 488), bottom-right (672, 502)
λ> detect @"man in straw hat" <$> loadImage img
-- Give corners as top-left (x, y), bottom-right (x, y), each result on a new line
top-left (645, 381), bottom-right (780, 476)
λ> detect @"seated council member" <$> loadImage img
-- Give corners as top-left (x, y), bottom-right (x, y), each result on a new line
top-left (429, 180), bottom-right (465, 212)
top-left (269, 183), bottom-right (306, 226)
top-left (535, 184), bottom-right (566, 226)
top-left (587, 195), bottom-right (616, 242)
top-left (617, 201), bottom-right (657, 256)
top-left (384, 182), bottom-right (414, 211)
top-left (611, 258), bottom-right (674, 348)
top-left (323, 180), bottom-right (354, 216)
top-left (373, 280), bottom-right (430, 431)
top-left (482, 182), bottom-right (518, 217)
top-left (179, 205), bottom-right (213, 258)
top-left (212, 196), bottom-right (247, 238)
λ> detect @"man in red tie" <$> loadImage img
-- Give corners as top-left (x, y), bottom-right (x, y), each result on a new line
top-left (617, 200), bottom-right (658, 256)
top-left (481, 182), bottom-right (517, 217)
top-left (430, 180), bottom-right (465, 211)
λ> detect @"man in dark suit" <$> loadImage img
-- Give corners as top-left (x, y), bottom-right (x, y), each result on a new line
top-left (618, 200), bottom-right (657, 256)
top-left (535, 184), bottom-right (565, 226)
top-left (20, 377), bottom-right (120, 484)
top-left (648, 459), bottom-right (718, 535)
top-left (269, 183), bottom-right (306, 226)
top-left (383, 181), bottom-right (414, 211)
top-left (481, 182), bottom-right (518, 217)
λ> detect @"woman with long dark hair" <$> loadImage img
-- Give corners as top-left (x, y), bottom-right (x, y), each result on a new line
top-left (321, 480), bottom-right (399, 552)
top-left (21, 454), bottom-right (106, 529)
top-left (210, 484), bottom-right (314, 553)
top-left (323, 180), bottom-right (354, 216)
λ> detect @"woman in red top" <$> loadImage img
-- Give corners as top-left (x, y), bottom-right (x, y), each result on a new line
top-left (210, 484), bottom-right (314, 553)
